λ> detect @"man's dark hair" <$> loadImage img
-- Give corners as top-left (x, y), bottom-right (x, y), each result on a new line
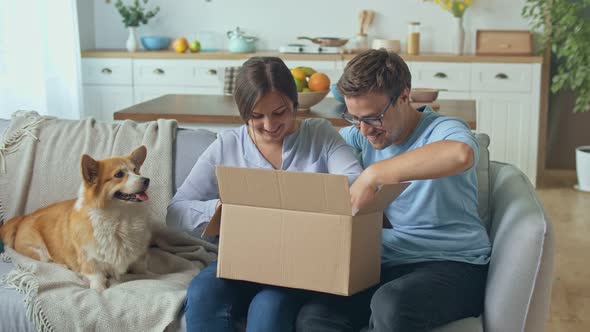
top-left (337, 49), bottom-right (411, 100)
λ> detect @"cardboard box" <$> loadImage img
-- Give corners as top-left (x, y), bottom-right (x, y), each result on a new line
top-left (203, 166), bottom-right (409, 296)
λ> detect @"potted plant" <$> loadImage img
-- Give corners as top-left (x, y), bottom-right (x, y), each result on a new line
top-left (113, 0), bottom-right (160, 52)
top-left (522, 0), bottom-right (590, 191)
top-left (431, 0), bottom-right (475, 54)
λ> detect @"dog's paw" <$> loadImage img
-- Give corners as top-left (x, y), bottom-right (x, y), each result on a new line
top-left (86, 273), bottom-right (107, 292)
top-left (90, 281), bottom-right (107, 293)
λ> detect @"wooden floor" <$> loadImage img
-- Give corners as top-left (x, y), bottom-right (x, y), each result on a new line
top-left (537, 184), bottom-right (590, 332)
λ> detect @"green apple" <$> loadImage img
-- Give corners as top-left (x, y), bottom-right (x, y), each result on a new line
top-left (302, 87), bottom-right (311, 93)
top-left (189, 40), bottom-right (201, 53)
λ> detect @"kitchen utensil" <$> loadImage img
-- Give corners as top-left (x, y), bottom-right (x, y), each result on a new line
top-left (297, 90), bottom-right (329, 111)
top-left (358, 10), bottom-right (375, 35)
top-left (371, 39), bottom-right (401, 53)
top-left (297, 36), bottom-right (349, 47)
top-left (359, 10), bottom-right (367, 35)
top-left (140, 36), bottom-right (171, 50)
top-left (410, 88), bottom-right (439, 102)
top-left (227, 27), bottom-right (257, 53)
top-left (363, 10), bottom-right (374, 35)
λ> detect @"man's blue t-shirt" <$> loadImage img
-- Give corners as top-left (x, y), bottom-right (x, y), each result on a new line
top-left (340, 107), bottom-right (491, 267)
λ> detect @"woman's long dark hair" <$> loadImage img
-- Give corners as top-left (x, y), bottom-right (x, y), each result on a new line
top-left (234, 57), bottom-right (298, 124)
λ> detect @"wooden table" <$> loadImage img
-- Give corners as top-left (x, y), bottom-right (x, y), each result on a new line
top-left (114, 94), bottom-right (476, 129)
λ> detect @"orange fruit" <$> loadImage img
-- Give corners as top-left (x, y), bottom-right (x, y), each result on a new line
top-left (308, 73), bottom-right (330, 92)
top-left (290, 68), bottom-right (306, 81)
top-left (172, 38), bottom-right (189, 53)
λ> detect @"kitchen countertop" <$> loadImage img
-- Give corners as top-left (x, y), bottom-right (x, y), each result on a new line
top-left (113, 94), bottom-right (476, 129)
top-left (82, 49), bottom-right (543, 64)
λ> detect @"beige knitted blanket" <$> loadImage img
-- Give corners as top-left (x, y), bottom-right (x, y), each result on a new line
top-left (0, 111), bottom-right (217, 332)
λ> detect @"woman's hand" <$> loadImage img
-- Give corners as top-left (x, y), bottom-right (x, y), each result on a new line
top-left (349, 167), bottom-right (379, 212)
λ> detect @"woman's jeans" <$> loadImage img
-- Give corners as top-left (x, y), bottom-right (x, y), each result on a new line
top-left (185, 261), bottom-right (308, 332)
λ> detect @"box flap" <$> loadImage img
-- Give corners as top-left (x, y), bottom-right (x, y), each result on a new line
top-left (202, 204), bottom-right (222, 237)
top-left (357, 182), bottom-right (411, 215)
top-left (215, 166), bottom-right (353, 215)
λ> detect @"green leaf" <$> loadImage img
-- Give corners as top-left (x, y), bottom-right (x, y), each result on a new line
top-left (523, 0), bottom-right (590, 112)
top-left (112, 0), bottom-right (158, 28)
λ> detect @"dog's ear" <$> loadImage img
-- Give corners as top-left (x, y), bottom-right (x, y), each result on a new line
top-left (129, 145), bottom-right (147, 170)
top-left (81, 154), bottom-right (98, 184)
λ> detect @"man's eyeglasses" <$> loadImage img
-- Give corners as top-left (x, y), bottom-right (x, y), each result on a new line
top-left (341, 97), bottom-right (396, 128)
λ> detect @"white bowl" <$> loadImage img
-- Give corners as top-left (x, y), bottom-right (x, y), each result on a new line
top-left (297, 91), bottom-right (329, 111)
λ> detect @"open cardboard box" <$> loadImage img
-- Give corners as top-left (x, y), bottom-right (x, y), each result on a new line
top-left (203, 166), bottom-right (409, 296)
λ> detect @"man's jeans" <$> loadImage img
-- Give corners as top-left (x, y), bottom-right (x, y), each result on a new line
top-left (296, 261), bottom-right (488, 332)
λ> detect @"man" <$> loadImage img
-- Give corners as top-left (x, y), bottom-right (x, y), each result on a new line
top-left (296, 49), bottom-right (491, 331)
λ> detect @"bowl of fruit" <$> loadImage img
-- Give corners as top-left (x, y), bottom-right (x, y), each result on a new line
top-left (291, 66), bottom-right (331, 111)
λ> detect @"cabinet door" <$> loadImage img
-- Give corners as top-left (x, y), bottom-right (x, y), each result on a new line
top-left (472, 92), bottom-right (538, 184)
top-left (83, 85), bottom-right (134, 122)
top-left (409, 62), bottom-right (471, 91)
top-left (82, 58), bottom-right (132, 85)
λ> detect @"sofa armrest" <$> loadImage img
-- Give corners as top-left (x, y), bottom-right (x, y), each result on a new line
top-left (484, 162), bottom-right (554, 332)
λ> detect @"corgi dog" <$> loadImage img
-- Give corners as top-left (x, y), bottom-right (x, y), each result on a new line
top-left (0, 146), bottom-right (152, 291)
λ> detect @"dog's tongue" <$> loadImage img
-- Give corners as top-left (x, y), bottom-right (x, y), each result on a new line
top-left (135, 192), bottom-right (149, 201)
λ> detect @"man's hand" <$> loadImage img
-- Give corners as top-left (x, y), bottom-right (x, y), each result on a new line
top-left (350, 167), bottom-right (379, 212)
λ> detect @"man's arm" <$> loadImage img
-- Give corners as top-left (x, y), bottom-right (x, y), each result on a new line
top-left (371, 140), bottom-right (473, 183)
top-left (350, 140), bottom-right (474, 210)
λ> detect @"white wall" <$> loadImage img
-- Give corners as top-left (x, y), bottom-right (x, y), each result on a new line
top-left (87, 0), bottom-right (531, 53)
top-left (77, 0), bottom-right (96, 51)
top-left (0, 0), bottom-right (83, 120)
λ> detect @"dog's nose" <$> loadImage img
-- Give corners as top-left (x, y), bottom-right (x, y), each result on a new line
top-left (142, 177), bottom-right (150, 187)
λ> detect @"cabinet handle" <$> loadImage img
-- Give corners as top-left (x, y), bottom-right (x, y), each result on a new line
top-left (434, 72), bottom-right (448, 79)
top-left (208, 69), bottom-right (218, 75)
top-left (495, 73), bottom-right (509, 80)
top-left (153, 68), bottom-right (165, 75)
top-left (101, 68), bottom-right (112, 74)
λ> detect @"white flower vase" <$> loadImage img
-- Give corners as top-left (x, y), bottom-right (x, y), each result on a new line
top-left (126, 27), bottom-right (139, 52)
top-left (575, 146), bottom-right (590, 192)
top-left (453, 16), bottom-right (465, 55)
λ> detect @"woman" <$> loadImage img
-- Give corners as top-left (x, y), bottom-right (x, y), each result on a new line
top-left (166, 57), bottom-right (362, 332)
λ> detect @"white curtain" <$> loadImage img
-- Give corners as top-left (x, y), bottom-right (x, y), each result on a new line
top-left (0, 0), bottom-right (83, 120)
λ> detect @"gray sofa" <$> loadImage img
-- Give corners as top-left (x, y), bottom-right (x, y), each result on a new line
top-left (0, 119), bottom-right (554, 332)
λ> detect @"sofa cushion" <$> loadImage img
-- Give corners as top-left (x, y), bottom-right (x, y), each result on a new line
top-left (475, 133), bottom-right (491, 230)
top-left (174, 128), bottom-right (217, 191)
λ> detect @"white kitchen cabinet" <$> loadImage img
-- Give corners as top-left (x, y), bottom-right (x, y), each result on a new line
top-left (409, 62), bottom-right (471, 92)
top-left (472, 92), bottom-right (539, 183)
top-left (82, 85), bottom-right (134, 122)
top-left (470, 63), bottom-right (541, 185)
top-left (132, 59), bottom-right (244, 103)
top-left (81, 58), bottom-right (134, 122)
